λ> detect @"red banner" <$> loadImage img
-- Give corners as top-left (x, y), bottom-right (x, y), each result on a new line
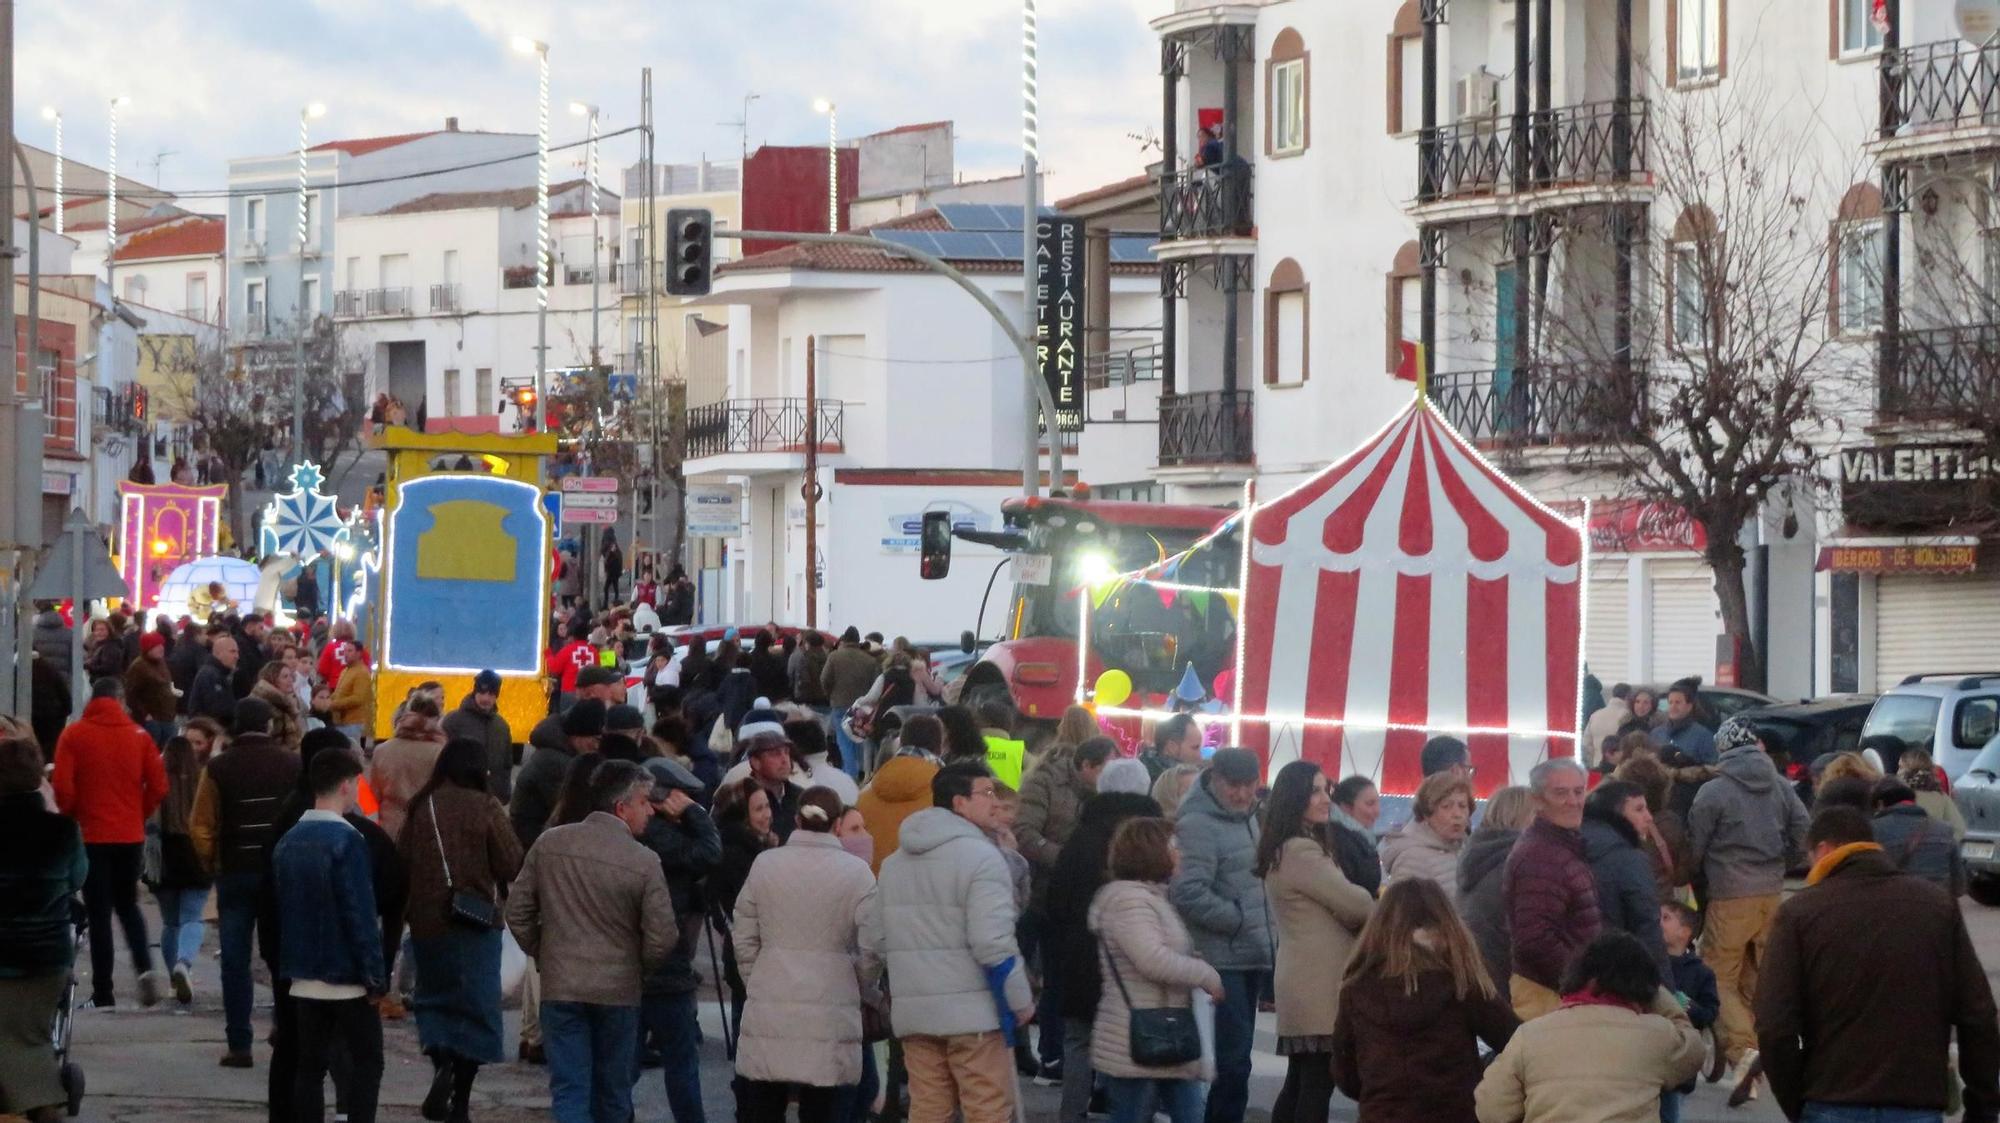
top-left (1551, 499), bottom-right (1706, 554)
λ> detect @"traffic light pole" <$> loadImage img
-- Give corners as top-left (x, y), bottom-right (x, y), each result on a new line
top-left (713, 229), bottom-right (1061, 498)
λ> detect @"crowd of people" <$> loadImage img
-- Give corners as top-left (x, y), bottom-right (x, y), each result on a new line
top-left (7, 601), bottom-right (2000, 1123)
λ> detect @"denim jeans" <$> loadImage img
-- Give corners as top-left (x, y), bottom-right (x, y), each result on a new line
top-left (1204, 969), bottom-right (1261, 1123)
top-left (541, 1000), bottom-right (640, 1123)
top-left (1798, 1105), bottom-right (1942, 1123)
top-left (1107, 1076), bottom-right (1203, 1123)
top-left (1034, 935), bottom-right (1065, 1069)
top-left (638, 991), bottom-right (705, 1123)
top-left (154, 885), bottom-right (210, 969)
top-left (215, 871), bottom-right (264, 1052)
top-left (1660, 1089), bottom-right (1681, 1123)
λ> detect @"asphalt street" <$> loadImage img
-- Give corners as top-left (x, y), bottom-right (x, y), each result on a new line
top-left (53, 886), bottom-right (1993, 1122)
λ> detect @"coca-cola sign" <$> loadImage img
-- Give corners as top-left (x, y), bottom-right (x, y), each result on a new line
top-left (1552, 499), bottom-right (1707, 554)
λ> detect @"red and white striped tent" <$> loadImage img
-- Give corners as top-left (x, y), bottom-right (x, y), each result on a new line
top-left (1234, 400), bottom-right (1585, 795)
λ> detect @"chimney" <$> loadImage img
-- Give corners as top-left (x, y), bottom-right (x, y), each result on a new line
top-left (445, 117), bottom-right (460, 132)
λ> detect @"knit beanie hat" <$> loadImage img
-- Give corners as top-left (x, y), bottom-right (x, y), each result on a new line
top-left (1715, 717), bottom-right (1762, 754)
top-left (736, 699), bottom-right (785, 742)
top-left (1097, 756), bottom-right (1153, 796)
top-left (140, 632), bottom-right (168, 655)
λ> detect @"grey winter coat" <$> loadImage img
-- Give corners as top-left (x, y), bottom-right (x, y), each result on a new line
top-left (1380, 819), bottom-right (1463, 900)
top-left (442, 695), bottom-right (516, 802)
top-left (1457, 826), bottom-right (1520, 1003)
top-left (1688, 746), bottom-right (1810, 900)
top-left (1872, 803), bottom-right (1965, 898)
top-left (1167, 773), bottom-right (1271, 971)
top-left (870, 807), bottom-right (1032, 1036)
top-left (1016, 746), bottom-right (1091, 871)
top-left (31, 611), bottom-right (70, 669)
top-left (1580, 811), bottom-right (1669, 981)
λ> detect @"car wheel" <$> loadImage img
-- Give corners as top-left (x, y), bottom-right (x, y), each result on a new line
top-left (1969, 876), bottom-right (2000, 908)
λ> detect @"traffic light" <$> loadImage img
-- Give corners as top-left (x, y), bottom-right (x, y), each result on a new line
top-left (665, 207), bottom-right (713, 296)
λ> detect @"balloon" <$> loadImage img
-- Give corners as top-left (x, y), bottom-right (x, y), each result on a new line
top-left (1094, 668), bottom-right (1133, 708)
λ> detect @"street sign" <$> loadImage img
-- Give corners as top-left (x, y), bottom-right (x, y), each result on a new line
top-left (1960, 0), bottom-right (2000, 42)
top-left (561, 492), bottom-right (620, 510)
top-left (561, 476), bottom-right (618, 494)
top-left (686, 483), bottom-right (745, 538)
top-left (29, 509), bottom-right (129, 602)
top-left (561, 507), bottom-right (621, 526)
top-left (608, 373), bottom-right (639, 400)
top-left (540, 492), bottom-right (564, 530)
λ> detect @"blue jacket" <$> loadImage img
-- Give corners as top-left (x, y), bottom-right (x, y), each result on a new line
top-left (272, 811), bottom-right (385, 992)
top-left (1667, 945), bottom-right (1720, 1094)
top-left (1651, 718), bottom-right (1717, 765)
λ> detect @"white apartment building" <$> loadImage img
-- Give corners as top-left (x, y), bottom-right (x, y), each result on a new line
top-left (331, 180), bottom-right (620, 428)
top-left (103, 215), bottom-right (226, 325)
top-left (685, 205), bottom-right (1158, 636)
top-left (1132, 0), bottom-right (2000, 700)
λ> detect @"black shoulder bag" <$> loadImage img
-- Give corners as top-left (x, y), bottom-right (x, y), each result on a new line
top-left (1101, 938), bottom-right (1201, 1067)
top-left (431, 797), bottom-right (503, 930)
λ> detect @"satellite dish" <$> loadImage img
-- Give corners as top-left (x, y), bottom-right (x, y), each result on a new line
top-left (1961, 0), bottom-right (2000, 43)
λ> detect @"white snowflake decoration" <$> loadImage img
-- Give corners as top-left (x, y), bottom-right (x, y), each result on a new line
top-left (260, 460), bottom-right (349, 564)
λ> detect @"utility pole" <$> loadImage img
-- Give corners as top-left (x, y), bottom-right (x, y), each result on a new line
top-left (1021, 0), bottom-right (1042, 497)
top-left (1, 0), bottom-right (18, 710)
top-left (803, 335), bottom-right (819, 628)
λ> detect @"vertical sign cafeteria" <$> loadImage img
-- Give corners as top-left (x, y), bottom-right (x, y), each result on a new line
top-left (1035, 215), bottom-right (1086, 433)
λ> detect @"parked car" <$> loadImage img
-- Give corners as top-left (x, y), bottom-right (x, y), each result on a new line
top-left (1859, 673), bottom-right (2000, 781)
top-left (1950, 735), bottom-right (2000, 906)
top-left (1734, 695), bottom-right (1877, 806)
top-left (1632, 683), bottom-right (1779, 730)
top-left (626, 624), bottom-right (842, 709)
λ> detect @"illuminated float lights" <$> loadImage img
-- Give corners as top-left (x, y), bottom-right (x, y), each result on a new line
top-left (1093, 704), bottom-right (1582, 744)
top-left (378, 475), bottom-right (550, 677)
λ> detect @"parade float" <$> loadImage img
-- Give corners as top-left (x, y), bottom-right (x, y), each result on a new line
top-left (115, 480), bottom-right (227, 613)
top-left (366, 424), bottom-right (560, 739)
top-left (1077, 392), bottom-right (1588, 796)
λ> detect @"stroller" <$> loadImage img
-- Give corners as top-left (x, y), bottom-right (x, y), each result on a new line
top-left (48, 898), bottom-right (86, 1117)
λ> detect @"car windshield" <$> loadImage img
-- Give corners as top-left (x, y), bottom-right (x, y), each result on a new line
top-left (1861, 694), bottom-right (1942, 754)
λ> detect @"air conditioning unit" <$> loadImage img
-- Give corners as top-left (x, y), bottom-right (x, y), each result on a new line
top-left (1457, 68), bottom-right (1502, 121)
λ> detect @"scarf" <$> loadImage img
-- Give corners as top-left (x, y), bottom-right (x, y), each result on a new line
top-left (1806, 840), bottom-right (1882, 886)
top-left (1559, 983), bottom-right (1647, 1015)
top-left (1331, 805), bottom-right (1374, 840)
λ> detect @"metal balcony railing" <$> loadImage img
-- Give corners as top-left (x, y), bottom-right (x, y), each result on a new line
top-left (1879, 323), bottom-right (2000, 421)
top-left (1158, 389), bottom-right (1253, 466)
top-left (686, 398), bottom-right (847, 458)
top-left (1085, 343), bottom-right (1164, 389)
top-left (332, 290), bottom-right (364, 318)
top-left (1159, 164), bottom-right (1253, 241)
top-left (429, 283), bottom-right (462, 314)
top-left (362, 287), bottom-right (412, 316)
top-left (1429, 363), bottom-right (1648, 444)
top-left (1885, 39), bottom-right (2000, 134)
top-left (617, 262), bottom-right (656, 295)
top-left (564, 264), bottom-right (599, 285)
top-left (1418, 99), bottom-right (1649, 203)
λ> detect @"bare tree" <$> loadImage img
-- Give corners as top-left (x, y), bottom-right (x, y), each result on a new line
top-left (157, 316), bottom-right (370, 547)
top-left (1448, 77), bottom-right (1872, 690)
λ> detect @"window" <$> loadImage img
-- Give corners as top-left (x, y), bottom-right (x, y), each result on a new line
top-left (443, 249), bottom-right (460, 286)
top-left (1385, 240), bottom-right (1423, 373)
top-left (1273, 60), bottom-right (1307, 154)
top-left (245, 197), bottom-right (266, 245)
top-left (1958, 697), bottom-right (2000, 751)
top-left (185, 273), bottom-right (208, 320)
top-left (1388, 2), bottom-right (1423, 135)
top-left (301, 276), bottom-right (321, 320)
top-left (245, 280), bottom-right (267, 333)
top-left (1674, 0), bottom-right (1725, 84)
top-left (1264, 258), bottom-right (1310, 385)
top-left (1671, 243), bottom-right (1706, 345)
top-left (475, 368), bottom-right (495, 414)
top-left (122, 274), bottom-right (147, 302)
top-left (442, 368), bottom-right (461, 418)
top-left (1838, 0), bottom-right (1884, 55)
top-left (1266, 29), bottom-right (1309, 157)
top-left (345, 256), bottom-right (361, 289)
top-left (39, 350), bottom-right (59, 440)
top-left (1836, 220), bottom-right (1884, 335)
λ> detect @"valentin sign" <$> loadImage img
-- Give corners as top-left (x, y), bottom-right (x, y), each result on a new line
top-left (1035, 215), bottom-right (1086, 433)
top-left (1839, 442), bottom-right (1998, 531)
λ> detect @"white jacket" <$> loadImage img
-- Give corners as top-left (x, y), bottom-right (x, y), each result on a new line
top-left (870, 807), bottom-right (1032, 1037)
top-left (733, 831), bottom-right (881, 1087)
top-left (719, 753), bottom-right (859, 806)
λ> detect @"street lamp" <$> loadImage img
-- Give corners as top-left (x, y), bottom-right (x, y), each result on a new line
top-left (293, 101), bottom-right (327, 462)
top-left (40, 107), bottom-right (61, 235)
top-left (813, 98), bottom-right (837, 233)
top-left (107, 96), bottom-right (131, 294)
top-left (515, 35), bottom-right (551, 416)
top-left (569, 100), bottom-right (602, 365)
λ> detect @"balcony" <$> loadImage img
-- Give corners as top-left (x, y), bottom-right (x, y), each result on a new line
top-left (332, 290), bottom-right (362, 318)
top-left (686, 398), bottom-right (846, 459)
top-left (1429, 363), bottom-right (1648, 445)
top-left (364, 288), bottom-right (412, 317)
top-left (1085, 342), bottom-right (1164, 389)
top-left (1417, 99), bottom-right (1650, 206)
top-left (429, 283), bottom-right (462, 314)
top-left (1879, 323), bottom-right (2000, 422)
top-left (1159, 164), bottom-right (1253, 245)
top-left (503, 264), bottom-right (552, 290)
top-left (617, 262), bottom-right (656, 295)
top-left (564, 264), bottom-right (599, 285)
top-left (1158, 389), bottom-right (1253, 467)
top-left (1883, 39), bottom-right (2000, 145)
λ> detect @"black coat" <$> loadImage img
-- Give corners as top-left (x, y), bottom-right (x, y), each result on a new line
top-left (1580, 807), bottom-right (1669, 982)
top-left (639, 805), bottom-right (722, 995)
top-left (1331, 820), bottom-right (1382, 898)
top-left (0, 792), bottom-right (87, 977)
top-left (189, 658), bottom-right (239, 726)
top-left (1047, 792), bottom-right (1162, 1022)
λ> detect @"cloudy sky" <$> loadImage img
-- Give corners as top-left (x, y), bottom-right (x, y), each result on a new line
top-left (20, 0), bottom-right (1165, 208)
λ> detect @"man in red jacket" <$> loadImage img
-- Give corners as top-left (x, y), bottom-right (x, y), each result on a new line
top-left (52, 676), bottom-right (170, 1008)
top-left (1501, 757), bottom-right (1600, 1021)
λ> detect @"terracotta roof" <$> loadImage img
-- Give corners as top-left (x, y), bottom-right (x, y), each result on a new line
top-left (310, 131), bottom-right (440, 157)
top-left (114, 216), bottom-right (226, 261)
top-left (719, 208), bottom-right (1150, 277)
top-left (63, 212), bottom-right (188, 236)
top-left (1056, 172), bottom-right (1153, 211)
top-left (375, 178), bottom-right (600, 216)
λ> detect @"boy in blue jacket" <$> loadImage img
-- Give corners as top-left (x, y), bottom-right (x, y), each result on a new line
top-left (272, 748), bottom-right (385, 1123)
top-left (1661, 900), bottom-right (1721, 1122)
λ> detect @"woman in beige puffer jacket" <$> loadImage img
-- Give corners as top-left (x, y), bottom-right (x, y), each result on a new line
top-left (1089, 818), bottom-right (1224, 1123)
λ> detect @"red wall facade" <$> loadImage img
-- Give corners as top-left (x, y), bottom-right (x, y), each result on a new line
top-left (743, 145), bottom-right (861, 256)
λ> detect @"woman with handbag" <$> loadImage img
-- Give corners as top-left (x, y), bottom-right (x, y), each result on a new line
top-left (396, 738), bottom-right (524, 1123)
top-left (731, 787), bottom-right (880, 1123)
top-left (1089, 817), bottom-right (1225, 1123)
top-left (149, 734), bottom-right (214, 1008)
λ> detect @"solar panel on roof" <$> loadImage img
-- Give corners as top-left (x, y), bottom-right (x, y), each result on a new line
top-left (1110, 236), bottom-right (1156, 263)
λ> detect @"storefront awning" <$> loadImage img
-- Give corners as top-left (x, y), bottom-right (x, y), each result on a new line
top-left (1816, 530), bottom-right (1988, 575)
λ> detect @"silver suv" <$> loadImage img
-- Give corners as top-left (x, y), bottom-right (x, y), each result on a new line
top-left (1858, 673), bottom-right (2000, 780)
